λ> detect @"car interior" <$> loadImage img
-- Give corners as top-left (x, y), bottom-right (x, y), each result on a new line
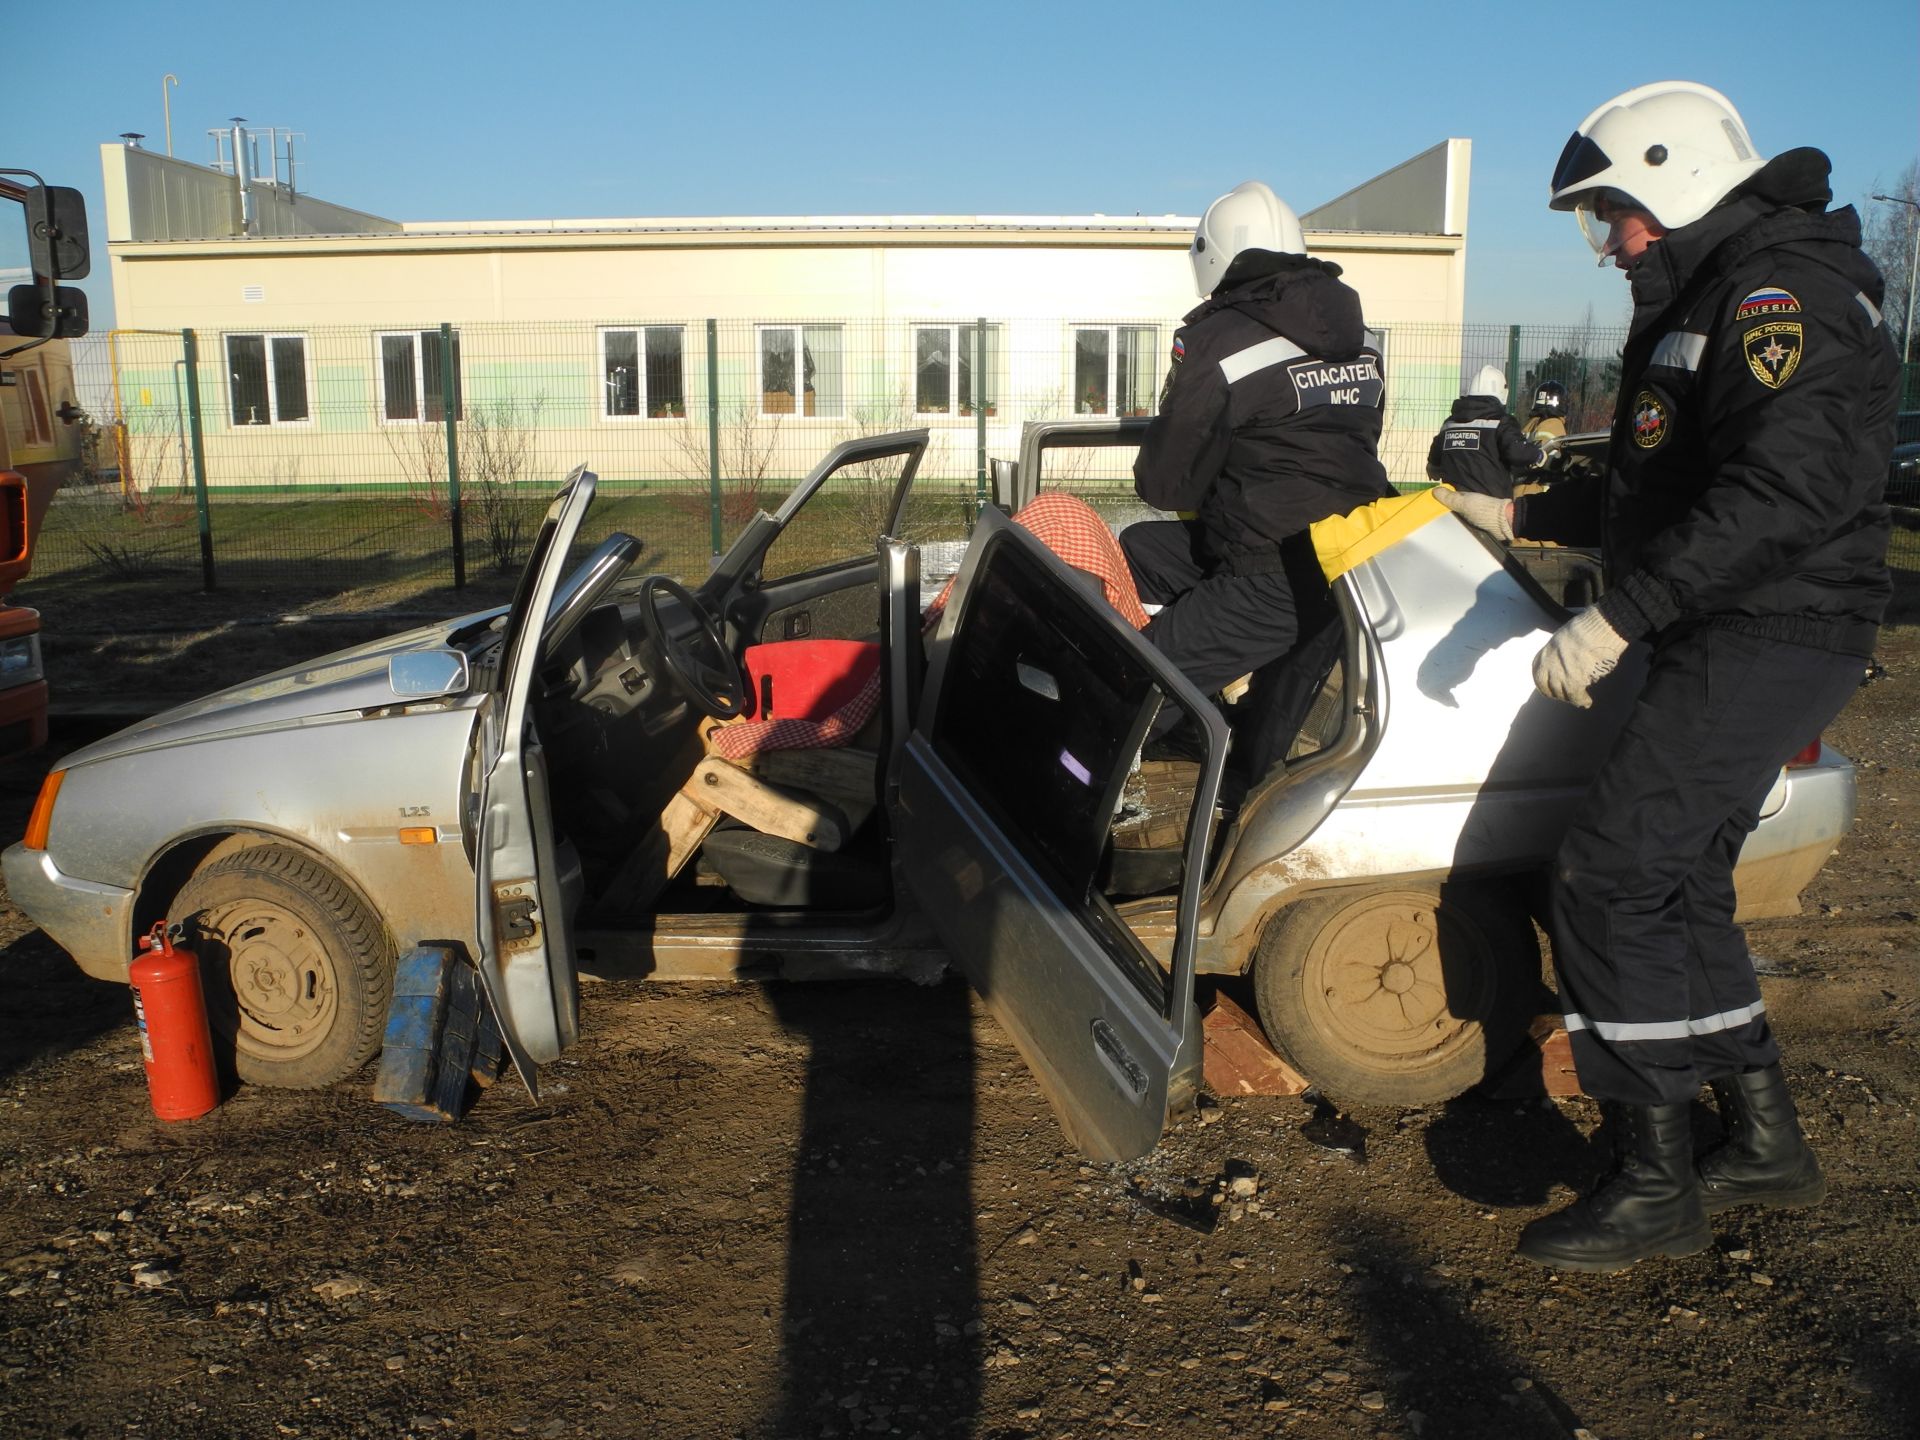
top-left (498, 436), bottom-right (1362, 946)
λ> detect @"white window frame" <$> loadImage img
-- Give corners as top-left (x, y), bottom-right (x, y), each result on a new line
top-left (756, 323), bottom-right (844, 419)
top-left (598, 325), bottom-right (688, 422)
top-left (1071, 324), bottom-right (1160, 418)
top-left (224, 332), bottom-right (313, 428)
top-left (912, 322), bottom-right (1001, 419)
top-left (375, 329), bottom-right (463, 425)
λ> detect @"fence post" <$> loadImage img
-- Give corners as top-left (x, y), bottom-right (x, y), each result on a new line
top-left (974, 316), bottom-right (988, 518)
top-left (706, 318), bottom-right (723, 563)
top-left (440, 323), bottom-right (465, 589)
top-left (1505, 325), bottom-right (1522, 415)
top-left (180, 328), bottom-right (216, 591)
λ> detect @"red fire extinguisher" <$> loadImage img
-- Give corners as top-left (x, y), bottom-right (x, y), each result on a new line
top-left (129, 921), bottom-right (220, 1121)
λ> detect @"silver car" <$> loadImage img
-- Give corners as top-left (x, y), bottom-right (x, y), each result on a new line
top-left (4, 425), bottom-right (1857, 1161)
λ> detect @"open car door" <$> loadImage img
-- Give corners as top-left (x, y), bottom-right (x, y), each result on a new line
top-left (474, 465), bottom-right (597, 1095)
top-left (891, 508), bottom-right (1229, 1163)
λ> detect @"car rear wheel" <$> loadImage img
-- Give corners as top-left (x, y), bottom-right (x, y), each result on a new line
top-left (1252, 882), bottom-right (1542, 1107)
top-left (171, 845), bottom-right (395, 1089)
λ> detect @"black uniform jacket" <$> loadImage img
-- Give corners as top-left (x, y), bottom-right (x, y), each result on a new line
top-left (1426, 394), bottom-right (1545, 497)
top-left (1514, 149), bottom-right (1897, 656)
top-left (1134, 250), bottom-right (1394, 574)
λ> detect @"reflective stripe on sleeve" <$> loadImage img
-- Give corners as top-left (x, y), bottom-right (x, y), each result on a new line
top-left (1857, 291), bottom-right (1884, 328)
top-left (1562, 999), bottom-right (1767, 1043)
top-left (1649, 331), bottom-right (1708, 372)
top-left (1218, 336), bottom-right (1307, 384)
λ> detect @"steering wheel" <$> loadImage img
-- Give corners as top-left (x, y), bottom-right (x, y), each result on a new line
top-left (637, 575), bottom-right (749, 720)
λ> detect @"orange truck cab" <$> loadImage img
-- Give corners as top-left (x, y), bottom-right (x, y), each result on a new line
top-left (1, 172), bottom-right (91, 762)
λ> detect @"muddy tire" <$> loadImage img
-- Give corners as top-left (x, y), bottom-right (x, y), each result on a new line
top-left (1252, 882), bottom-right (1541, 1108)
top-left (171, 845), bottom-right (395, 1089)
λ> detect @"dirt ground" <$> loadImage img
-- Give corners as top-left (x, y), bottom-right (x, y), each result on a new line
top-left (0, 610), bottom-right (1915, 1440)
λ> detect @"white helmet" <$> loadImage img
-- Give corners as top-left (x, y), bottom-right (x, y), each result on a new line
top-left (1469, 365), bottom-right (1508, 406)
top-left (1549, 81), bottom-right (1766, 257)
top-left (1191, 180), bottom-right (1305, 297)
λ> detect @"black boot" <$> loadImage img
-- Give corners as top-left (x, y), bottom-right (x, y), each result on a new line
top-left (1518, 1102), bottom-right (1712, 1272)
top-left (1697, 1063), bottom-right (1826, 1214)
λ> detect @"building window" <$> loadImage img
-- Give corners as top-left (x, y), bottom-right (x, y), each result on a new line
top-left (601, 326), bottom-right (687, 419)
top-left (226, 333), bottom-right (310, 426)
top-left (914, 324), bottom-right (999, 417)
top-left (758, 324), bottom-right (843, 418)
top-left (378, 329), bottom-right (463, 423)
top-left (1072, 325), bottom-right (1158, 416)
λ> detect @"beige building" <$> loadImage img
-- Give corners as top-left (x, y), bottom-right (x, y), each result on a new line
top-left (97, 137), bottom-right (1472, 490)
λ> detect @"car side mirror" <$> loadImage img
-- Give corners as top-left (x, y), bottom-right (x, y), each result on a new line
top-left (389, 649), bottom-right (471, 699)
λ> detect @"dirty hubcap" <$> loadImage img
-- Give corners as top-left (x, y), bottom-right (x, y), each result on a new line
top-left (201, 900), bottom-right (338, 1062)
top-left (1306, 896), bottom-right (1491, 1064)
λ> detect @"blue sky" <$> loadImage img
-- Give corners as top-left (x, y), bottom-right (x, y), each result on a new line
top-left (11, 0), bottom-right (1918, 329)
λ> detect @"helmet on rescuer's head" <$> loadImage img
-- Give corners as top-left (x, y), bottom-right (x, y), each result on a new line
top-left (1468, 365), bottom-right (1508, 406)
top-left (1191, 181), bottom-right (1305, 297)
top-left (1532, 380), bottom-right (1569, 416)
top-left (1549, 81), bottom-right (1766, 258)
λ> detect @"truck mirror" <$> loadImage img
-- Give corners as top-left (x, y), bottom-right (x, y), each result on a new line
top-left (26, 186), bottom-right (89, 281)
top-left (7, 283), bottom-right (89, 339)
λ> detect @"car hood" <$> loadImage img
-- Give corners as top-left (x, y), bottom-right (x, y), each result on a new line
top-left (61, 610), bottom-right (504, 768)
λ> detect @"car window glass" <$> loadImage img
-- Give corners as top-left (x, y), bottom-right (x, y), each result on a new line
top-left (930, 535), bottom-right (1175, 1012)
top-left (761, 451), bottom-right (910, 582)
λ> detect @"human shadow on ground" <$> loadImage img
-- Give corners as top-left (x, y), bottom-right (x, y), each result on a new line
top-left (761, 976), bottom-right (981, 1439)
top-left (1331, 1214), bottom-right (1590, 1439)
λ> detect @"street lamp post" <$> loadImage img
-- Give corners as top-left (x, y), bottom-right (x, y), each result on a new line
top-left (1871, 192), bottom-right (1920, 364)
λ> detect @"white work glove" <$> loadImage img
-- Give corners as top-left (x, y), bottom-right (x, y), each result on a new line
top-left (1531, 438), bottom-right (1561, 470)
top-left (1532, 607), bottom-right (1630, 709)
top-left (1432, 486), bottom-right (1515, 542)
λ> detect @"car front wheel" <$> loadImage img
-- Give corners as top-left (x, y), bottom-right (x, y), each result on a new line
top-left (171, 845), bottom-right (395, 1089)
top-left (1252, 882), bottom-right (1542, 1108)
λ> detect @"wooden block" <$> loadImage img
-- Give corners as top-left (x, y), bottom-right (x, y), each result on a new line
top-left (743, 746), bottom-right (880, 803)
top-left (1478, 1013), bottom-right (1586, 1098)
top-left (688, 756), bottom-right (847, 851)
top-left (470, 1002), bottom-right (503, 1089)
top-left (1202, 991), bottom-right (1311, 1097)
top-left (742, 746), bottom-right (879, 830)
top-left (374, 947), bottom-right (455, 1104)
top-left (375, 945), bottom-right (487, 1123)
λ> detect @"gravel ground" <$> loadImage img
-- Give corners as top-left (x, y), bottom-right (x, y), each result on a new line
top-left (0, 628), bottom-right (1914, 1440)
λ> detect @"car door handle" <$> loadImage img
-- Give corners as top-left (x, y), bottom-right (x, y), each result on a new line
top-left (1091, 1018), bottom-right (1148, 1098)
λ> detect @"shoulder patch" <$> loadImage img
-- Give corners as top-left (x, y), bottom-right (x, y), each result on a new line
top-left (1170, 335), bottom-right (1185, 364)
top-left (1631, 390), bottom-right (1670, 450)
top-left (1743, 322), bottom-right (1803, 389)
top-left (1736, 286), bottom-right (1800, 320)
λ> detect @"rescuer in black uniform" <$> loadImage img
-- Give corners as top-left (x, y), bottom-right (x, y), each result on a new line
top-left (1426, 365), bottom-right (1548, 498)
top-left (1125, 180), bottom-right (1393, 754)
top-left (1440, 82), bottom-right (1897, 1272)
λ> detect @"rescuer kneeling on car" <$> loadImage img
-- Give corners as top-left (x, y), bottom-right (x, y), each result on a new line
top-left (1440, 82), bottom-right (1898, 1272)
top-left (1125, 181), bottom-right (1394, 763)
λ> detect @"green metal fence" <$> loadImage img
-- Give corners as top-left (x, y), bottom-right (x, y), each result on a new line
top-left (38, 319), bottom-right (1916, 600)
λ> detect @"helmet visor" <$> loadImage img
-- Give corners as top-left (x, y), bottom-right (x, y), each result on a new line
top-left (1575, 203), bottom-right (1616, 265)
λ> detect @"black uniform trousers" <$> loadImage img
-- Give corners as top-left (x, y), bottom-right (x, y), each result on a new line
top-left (1120, 519), bottom-right (1300, 698)
top-left (1550, 625), bottom-right (1863, 1105)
